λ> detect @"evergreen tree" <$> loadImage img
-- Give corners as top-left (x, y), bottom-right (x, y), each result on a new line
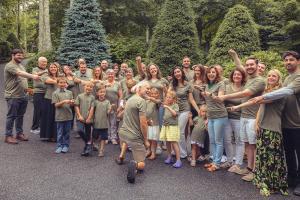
top-left (57, 0), bottom-right (110, 67)
top-left (7, 33), bottom-right (22, 49)
top-left (207, 4), bottom-right (260, 65)
top-left (147, 0), bottom-right (202, 75)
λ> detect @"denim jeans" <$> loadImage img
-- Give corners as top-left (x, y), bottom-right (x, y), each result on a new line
top-left (208, 117), bottom-right (228, 165)
top-left (56, 121), bottom-right (72, 148)
top-left (5, 97), bottom-right (28, 136)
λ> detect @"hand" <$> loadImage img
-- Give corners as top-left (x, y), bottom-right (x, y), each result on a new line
top-left (78, 116), bottom-right (85, 123)
top-left (111, 104), bottom-right (117, 110)
top-left (144, 139), bottom-right (150, 148)
top-left (250, 96), bottom-right (264, 104)
top-left (32, 74), bottom-right (40, 81)
top-left (228, 49), bottom-right (237, 57)
top-left (85, 118), bottom-right (92, 124)
top-left (70, 99), bottom-right (75, 105)
top-left (227, 106), bottom-right (238, 112)
top-left (163, 104), bottom-right (168, 109)
top-left (214, 95), bottom-right (225, 102)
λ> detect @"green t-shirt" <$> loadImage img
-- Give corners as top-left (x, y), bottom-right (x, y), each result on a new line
top-left (41, 75), bottom-right (57, 100)
top-left (163, 103), bottom-right (179, 126)
top-left (184, 69), bottom-right (194, 81)
top-left (204, 81), bottom-right (228, 119)
top-left (105, 81), bottom-right (121, 105)
top-left (52, 89), bottom-right (73, 122)
top-left (172, 81), bottom-right (193, 112)
top-left (147, 78), bottom-right (169, 101)
top-left (282, 71), bottom-right (300, 128)
top-left (32, 67), bottom-right (47, 93)
top-left (190, 80), bottom-right (206, 106)
top-left (224, 84), bottom-right (243, 119)
top-left (258, 98), bottom-right (286, 134)
top-left (4, 61), bottom-right (28, 98)
top-left (74, 93), bottom-right (95, 120)
top-left (93, 99), bottom-right (111, 129)
top-left (119, 95), bottom-right (147, 143)
top-left (241, 75), bottom-right (266, 119)
top-left (146, 100), bottom-right (160, 126)
top-left (120, 79), bottom-right (129, 100)
top-left (191, 116), bottom-right (206, 144)
top-left (75, 71), bottom-right (92, 94)
top-left (66, 78), bottom-right (79, 98)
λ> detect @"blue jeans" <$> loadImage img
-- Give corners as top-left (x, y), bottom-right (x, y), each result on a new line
top-left (56, 121), bottom-right (72, 148)
top-left (5, 97), bottom-right (28, 136)
top-left (208, 117), bottom-right (228, 165)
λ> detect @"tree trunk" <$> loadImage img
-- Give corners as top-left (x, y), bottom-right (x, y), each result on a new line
top-left (38, 0), bottom-right (52, 52)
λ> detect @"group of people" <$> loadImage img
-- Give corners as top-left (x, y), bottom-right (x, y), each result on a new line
top-left (4, 48), bottom-right (300, 196)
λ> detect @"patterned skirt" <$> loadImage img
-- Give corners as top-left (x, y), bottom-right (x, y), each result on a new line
top-left (253, 129), bottom-right (288, 194)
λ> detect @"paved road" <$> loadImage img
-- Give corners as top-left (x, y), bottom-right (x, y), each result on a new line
top-left (0, 61), bottom-right (297, 200)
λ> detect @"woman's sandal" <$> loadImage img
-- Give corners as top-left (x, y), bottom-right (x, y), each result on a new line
top-left (207, 164), bottom-right (219, 172)
top-left (204, 163), bottom-right (213, 168)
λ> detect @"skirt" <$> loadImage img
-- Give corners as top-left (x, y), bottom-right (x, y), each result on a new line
top-left (253, 129), bottom-right (288, 194)
top-left (40, 98), bottom-right (57, 139)
top-left (148, 126), bottom-right (160, 141)
top-left (160, 125), bottom-right (180, 142)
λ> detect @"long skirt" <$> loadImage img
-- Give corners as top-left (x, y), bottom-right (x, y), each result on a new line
top-left (40, 98), bottom-right (56, 140)
top-left (253, 129), bottom-right (288, 194)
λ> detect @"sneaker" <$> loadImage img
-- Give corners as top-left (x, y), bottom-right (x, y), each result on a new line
top-left (234, 167), bottom-right (250, 175)
top-left (173, 160), bottom-right (182, 168)
top-left (220, 161), bottom-right (232, 169)
top-left (61, 147), bottom-right (69, 153)
top-left (190, 160), bottom-right (196, 167)
top-left (156, 146), bottom-right (162, 155)
top-left (221, 155), bottom-right (227, 163)
top-left (55, 147), bottom-right (63, 154)
top-left (30, 129), bottom-right (40, 134)
top-left (228, 164), bottom-right (240, 173)
top-left (164, 157), bottom-right (172, 164)
top-left (127, 160), bottom-right (136, 184)
top-left (242, 172), bottom-right (254, 182)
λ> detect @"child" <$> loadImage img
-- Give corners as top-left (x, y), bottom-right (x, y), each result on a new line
top-left (93, 86), bottom-right (112, 157)
top-left (52, 77), bottom-right (74, 153)
top-left (146, 88), bottom-right (161, 160)
top-left (160, 90), bottom-right (181, 168)
top-left (74, 82), bottom-right (95, 156)
top-left (190, 105), bottom-right (208, 167)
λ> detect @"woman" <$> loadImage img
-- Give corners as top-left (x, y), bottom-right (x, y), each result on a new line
top-left (105, 69), bottom-right (123, 144)
top-left (91, 66), bottom-right (105, 94)
top-left (113, 63), bottom-right (120, 81)
top-left (223, 67), bottom-right (247, 171)
top-left (170, 66), bottom-right (200, 159)
top-left (202, 66), bottom-right (228, 171)
top-left (40, 62), bottom-right (59, 141)
top-left (120, 68), bottom-right (134, 100)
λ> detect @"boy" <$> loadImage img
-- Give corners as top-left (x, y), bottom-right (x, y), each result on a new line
top-left (93, 86), bottom-right (112, 157)
top-left (74, 82), bottom-right (95, 156)
top-left (52, 77), bottom-right (74, 153)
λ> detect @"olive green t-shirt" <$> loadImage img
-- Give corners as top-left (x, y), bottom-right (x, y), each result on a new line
top-left (224, 84), bottom-right (243, 119)
top-left (282, 71), bottom-right (300, 128)
top-left (41, 75), bottom-right (57, 100)
top-left (146, 100), bottom-right (159, 126)
top-left (191, 116), bottom-right (206, 143)
top-left (204, 81), bottom-right (228, 119)
top-left (147, 78), bottom-right (169, 101)
top-left (105, 81), bottom-right (121, 105)
top-left (172, 81), bottom-right (193, 112)
top-left (120, 79), bottom-right (129, 100)
top-left (52, 89), bottom-right (73, 122)
top-left (258, 98), bottom-right (286, 134)
top-left (75, 71), bottom-right (92, 94)
top-left (190, 80), bottom-right (206, 106)
top-left (93, 99), bottom-right (111, 129)
top-left (32, 67), bottom-right (47, 93)
top-left (4, 61), bottom-right (28, 98)
top-left (184, 69), bottom-right (194, 81)
top-left (74, 93), bottom-right (95, 120)
top-left (66, 78), bottom-right (79, 98)
top-left (241, 75), bottom-right (266, 119)
top-left (163, 103), bottom-right (179, 126)
top-left (119, 95), bottom-right (147, 143)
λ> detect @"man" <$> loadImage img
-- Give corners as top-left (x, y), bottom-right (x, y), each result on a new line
top-left (257, 62), bottom-right (266, 76)
top-left (119, 62), bottom-right (128, 80)
top-left (118, 81), bottom-right (150, 184)
top-left (182, 56), bottom-right (194, 81)
top-left (75, 58), bottom-right (92, 94)
top-left (100, 59), bottom-right (109, 73)
top-left (30, 57), bottom-right (48, 134)
top-left (4, 49), bottom-right (40, 144)
top-left (253, 51), bottom-right (300, 196)
top-left (217, 57), bottom-right (266, 182)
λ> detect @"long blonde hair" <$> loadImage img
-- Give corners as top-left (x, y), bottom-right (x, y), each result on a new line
top-left (264, 69), bottom-right (282, 93)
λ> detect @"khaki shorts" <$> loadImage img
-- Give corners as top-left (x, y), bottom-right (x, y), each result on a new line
top-left (240, 118), bottom-right (256, 144)
top-left (122, 138), bottom-right (146, 163)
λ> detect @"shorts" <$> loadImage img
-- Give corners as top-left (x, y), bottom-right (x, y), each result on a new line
top-left (160, 125), bottom-right (180, 142)
top-left (92, 128), bottom-right (108, 141)
top-left (240, 118), bottom-right (256, 144)
top-left (124, 139), bottom-right (146, 162)
top-left (148, 126), bottom-right (160, 141)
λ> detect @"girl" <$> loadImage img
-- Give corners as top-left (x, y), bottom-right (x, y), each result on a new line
top-left (160, 90), bottom-right (181, 168)
top-left (229, 69), bottom-right (288, 196)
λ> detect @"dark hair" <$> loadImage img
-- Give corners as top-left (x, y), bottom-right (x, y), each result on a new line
top-left (193, 64), bottom-right (206, 82)
top-left (171, 66), bottom-right (187, 89)
top-left (146, 63), bottom-right (162, 80)
top-left (245, 56), bottom-right (258, 65)
top-left (229, 67), bottom-right (247, 86)
top-left (11, 49), bottom-right (23, 55)
top-left (204, 66), bottom-right (221, 84)
top-left (282, 51), bottom-right (300, 60)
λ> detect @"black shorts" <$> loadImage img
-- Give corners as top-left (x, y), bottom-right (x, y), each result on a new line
top-left (92, 128), bottom-right (108, 140)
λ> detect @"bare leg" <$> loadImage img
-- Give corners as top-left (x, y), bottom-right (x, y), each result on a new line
top-left (172, 142), bottom-right (181, 161)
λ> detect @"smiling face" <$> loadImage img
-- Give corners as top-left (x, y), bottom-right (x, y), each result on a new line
top-left (107, 70), bottom-right (115, 81)
top-left (101, 60), bottom-right (109, 71)
top-left (149, 64), bottom-right (158, 77)
top-left (173, 68), bottom-right (183, 80)
top-left (232, 70), bottom-right (243, 84)
top-left (245, 59), bottom-right (258, 76)
top-left (182, 57), bottom-right (191, 69)
top-left (84, 83), bottom-right (94, 94)
top-left (125, 68), bottom-right (133, 79)
top-left (58, 78), bottom-right (67, 89)
top-left (284, 55), bottom-right (299, 74)
top-left (150, 88), bottom-right (159, 99)
top-left (258, 63), bottom-right (266, 76)
top-left (97, 88), bottom-right (106, 100)
top-left (49, 64), bottom-right (58, 76)
top-left (38, 57), bottom-right (48, 69)
top-left (12, 53), bottom-right (24, 64)
top-left (194, 66), bottom-right (201, 77)
top-left (207, 68), bottom-right (217, 82)
top-left (121, 63), bottom-right (128, 72)
top-left (267, 71), bottom-right (280, 87)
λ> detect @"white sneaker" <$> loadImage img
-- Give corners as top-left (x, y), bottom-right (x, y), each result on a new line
top-left (221, 155), bottom-right (227, 163)
top-left (30, 129), bottom-right (40, 135)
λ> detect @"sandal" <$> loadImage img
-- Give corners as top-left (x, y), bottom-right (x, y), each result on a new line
top-left (204, 163), bottom-right (213, 168)
top-left (207, 164), bottom-right (219, 172)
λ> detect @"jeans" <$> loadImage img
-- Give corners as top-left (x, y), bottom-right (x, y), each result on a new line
top-left (56, 121), bottom-right (72, 148)
top-left (178, 111), bottom-right (190, 158)
top-left (5, 97), bottom-right (28, 136)
top-left (158, 105), bottom-right (164, 128)
top-left (208, 117), bottom-right (228, 165)
top-left (31, 93), bottom-right (44, 130)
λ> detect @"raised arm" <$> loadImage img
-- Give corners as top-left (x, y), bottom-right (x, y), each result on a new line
top-left (228, 49), bottom-right (243, 68)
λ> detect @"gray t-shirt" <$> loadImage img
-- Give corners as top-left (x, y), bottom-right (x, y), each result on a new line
top-left (172, 81), bottom-right (193, 112)
top-left (105, 81), bottom-right (121, 106)
top-left (225, 84), bottom-right (243, 119)
top-left (163, 104), bottom-right (179, 126)
top-left (184, 69), bottom-right (194, 81)
top-left (241, 75), bottom-right (266, 119)
top-left (190, 80), bottom-right (206, 106)
top-left (52, 89), bottom-right (73, 122)
top-left (42, 75), bottom-right (57, 100)
top-left (93, 99), bottom-right (111, 129)
top-left (204, 81), bottom-right (228, 119)
top-left (75, 71), bottom-right (92, 94)
top-left (146, 100), bottom-right (160, 126)
top-left (4, 61), bottom-right (28, 98)
top-left (147, 78), bottom-right (169, 101)
top-left (74, 93), bottom-right (95, 120)
top-left (119, 95), bottom-right (146, 143)
top-left (32, 67), bottom-right (47, 93)
top-left (282, 72), bottom-right (300, 128)
top-left (191, 116), bottom-right (206, 144)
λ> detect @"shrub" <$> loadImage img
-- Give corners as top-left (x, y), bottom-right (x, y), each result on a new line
top-left (6, 33), bottom-right (22, 50)
top-left (0, 41), bottom-right (12, 62)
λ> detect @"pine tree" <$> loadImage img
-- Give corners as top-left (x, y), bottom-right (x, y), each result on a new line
top-left (207, 4), bottom-right (260, 65)
top-left (57, 0), bottom-right (110, 67)
top-left (147, 0), bottom-right (202, 75)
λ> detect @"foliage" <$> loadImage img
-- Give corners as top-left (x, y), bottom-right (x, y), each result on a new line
top-left (26, 50), bottom-right (57, 74)
top-left (57, 0), bottom-right (110, 67)
top-left (207, 4), bottom-right (260, 65)
top-left (6, 32), bottom-right (22, 49)
top-left (147, 0), bottom-right (203, 75)
top-left (0, 41), bottom-right (12, 62)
